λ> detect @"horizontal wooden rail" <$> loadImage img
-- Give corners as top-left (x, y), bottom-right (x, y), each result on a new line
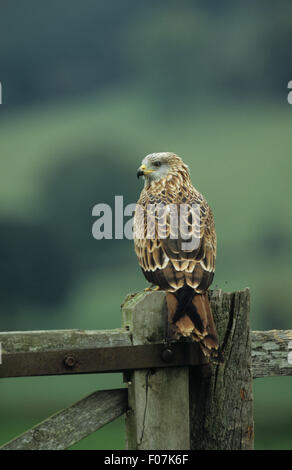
top-left (0, 328), bottom-right (129, 378)
top-left (0, 328), bottom-right (131, 352)
top-left (1, 328), bottom-right (292, 379)
top-left (0, 329), bottom-right (207, 378)
top-left (0, 388), bottom-right (128, 450)
top-left (251, 329), bottom-right (292, 378)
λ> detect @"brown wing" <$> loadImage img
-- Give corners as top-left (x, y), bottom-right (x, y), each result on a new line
top-left (134, 189), bottom-right (216, 293)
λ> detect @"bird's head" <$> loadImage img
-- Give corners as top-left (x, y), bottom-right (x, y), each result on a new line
top-left (137, 152), bottom-right (190, 184)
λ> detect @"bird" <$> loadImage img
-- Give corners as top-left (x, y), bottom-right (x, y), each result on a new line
top-left (133, 152), bottom-right (220, 359)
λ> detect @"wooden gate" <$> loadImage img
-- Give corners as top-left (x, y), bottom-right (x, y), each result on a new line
top-left (1, 288), bottom-right (291, 450)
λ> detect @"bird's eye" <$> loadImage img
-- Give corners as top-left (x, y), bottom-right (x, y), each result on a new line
top-left (153, 162), bottom-right (161, 167)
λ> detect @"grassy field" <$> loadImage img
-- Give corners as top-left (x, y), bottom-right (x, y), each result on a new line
top-left (0, 90), bottom-right (292, 449)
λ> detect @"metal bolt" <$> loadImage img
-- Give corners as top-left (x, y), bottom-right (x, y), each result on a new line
top-left (161, 347), bottom-right (174, 363)
top-left (64, 354), bottom-right (76, 368)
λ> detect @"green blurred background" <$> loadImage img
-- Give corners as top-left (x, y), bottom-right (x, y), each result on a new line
top-left (0, 0), bottom-right (292, 450)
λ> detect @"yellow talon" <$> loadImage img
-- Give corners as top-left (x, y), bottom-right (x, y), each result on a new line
top-left (144, 285), bottom-right (161, 292)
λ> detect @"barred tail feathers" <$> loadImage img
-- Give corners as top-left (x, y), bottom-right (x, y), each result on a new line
top-left (166, 287), bottom-right (221, 360)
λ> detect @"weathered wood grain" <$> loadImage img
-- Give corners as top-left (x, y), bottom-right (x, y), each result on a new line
top-left (189, 288), bottom-right (254, 450)
top-left (122, 290), bottom-right (192, 450)
top-left (251, 329), bottom-right (292, 378)
top-left (122, 288), bottom-right (254, 450)
top-left (0, 328), bottom-right (131, 353)
top-left (0, 388), bottom-right (128, 450)
top-left (1, 326), bottom-right (291, 379)
top-left (1, 290), bottom-right (291, 451)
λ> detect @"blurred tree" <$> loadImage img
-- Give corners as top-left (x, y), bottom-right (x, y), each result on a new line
top-left (0, 220), bottom-right (73, 308)
top-left (0, 0), bottom-right (291, 112)
top-left (41, 145), bottom-right (137, 276)
top-left (122, 3), bottom-right (280, 108)
top-left (0, 0), bottom-right (135, 109)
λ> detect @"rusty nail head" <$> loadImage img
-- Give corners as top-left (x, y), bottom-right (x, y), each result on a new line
top-left (64, 354), bottom-right (76, 368)
top-left (161, 347), bottom-right (174, 363)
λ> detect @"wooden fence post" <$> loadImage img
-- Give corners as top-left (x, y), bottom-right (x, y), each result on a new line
top-left (122, 291), bottom-right (191, 450)
top-left (122, 288), bottom-right (253, 450)
top-left (189, 289), bottom-right (254, 450)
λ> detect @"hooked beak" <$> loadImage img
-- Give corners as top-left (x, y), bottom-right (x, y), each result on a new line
top-left (137, 168), bottom-right (144, 178)
top-left (137, 164), bottom-right (154, 178)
